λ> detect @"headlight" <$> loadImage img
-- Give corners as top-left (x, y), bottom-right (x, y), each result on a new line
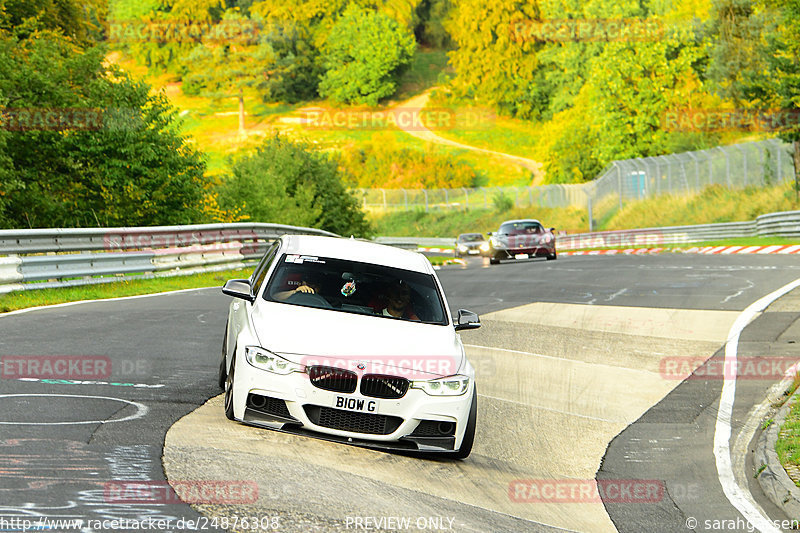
top-left (479, 242), bottom-right (490, 252)
top-left (457, 244), bottom-right (468, 252)
top-left (541, 234), bottom-right (552, 244)
top-left (245, 346), bottom-right (302, 375)
top-left (411, 375), bottom-right (470, 396)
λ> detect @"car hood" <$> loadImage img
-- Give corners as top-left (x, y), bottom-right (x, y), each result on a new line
top-left (251, 302), bottom-right (465, 379)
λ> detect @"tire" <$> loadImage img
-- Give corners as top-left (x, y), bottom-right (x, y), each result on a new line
top-left (547, 252), bottom-right (557, 260)
top-left (489, 257), bottom-right (500, 265)
top-left (448, 388), bottom-right (477, 459)
top-left (218, 325), bottom-right (228, 390)
top-left (224, 348), bottom-right (236, 421)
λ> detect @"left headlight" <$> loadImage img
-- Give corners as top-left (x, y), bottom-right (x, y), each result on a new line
top-left (245, 346), bottom-right (303, 375)
top-left (479, 242), bottom-right (490, 252)
top-left (457, 244), bottom-right (468, 252)
top-left (411, 375), bottom-right (470, 396)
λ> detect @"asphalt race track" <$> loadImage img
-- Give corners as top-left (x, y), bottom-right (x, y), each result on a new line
top-left (2, 253), bottom-right (800, 532)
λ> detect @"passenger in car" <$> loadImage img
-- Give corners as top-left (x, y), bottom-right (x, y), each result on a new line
top-left (375, 281), bottom-right (420, 321)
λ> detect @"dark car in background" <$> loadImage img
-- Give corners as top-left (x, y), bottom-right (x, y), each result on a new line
top-left (487, 219), bottom-right (557, 264)
top-left (455, 233), bottom-right (490, 258)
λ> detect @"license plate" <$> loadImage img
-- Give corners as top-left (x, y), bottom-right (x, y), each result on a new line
top-left (514, 253), bottom-right (529, 259)
top-left (468, 250), bottom-right (479, 255)
top-left (333, 395), bottom-right (379, 413)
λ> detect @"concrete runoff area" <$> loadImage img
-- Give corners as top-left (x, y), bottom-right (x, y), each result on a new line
top-left (163, 302), bottom-right (739, 532)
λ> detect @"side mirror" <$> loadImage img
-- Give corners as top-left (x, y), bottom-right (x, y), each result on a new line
top-left (549, 227), bottom-right (555, 232)
top-left (454, 309), bottom-right (481, 331)
top-left (222, 279), bottom-right (255, 303)
top-left (486, 232), bottom-right (493, 237)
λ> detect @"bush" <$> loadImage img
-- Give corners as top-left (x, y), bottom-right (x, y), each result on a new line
top-left (492, 191), bottom-right (514, 212)
top-left (337, 135), bottom-right (481, 189)
top-left (217, 135), bottom-right (373, 237)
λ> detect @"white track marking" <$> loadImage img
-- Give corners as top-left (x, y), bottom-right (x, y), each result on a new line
top-left (714, 277), bottom-right (800, 532)
top-left (0, 393), bottom-right (148, 425)
top-left (0, 287), bottom-right (219, 318)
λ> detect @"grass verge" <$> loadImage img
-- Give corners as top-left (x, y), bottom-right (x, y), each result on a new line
top-left (371, 182), bottom-right (800, 238)
top-left (776, 388), bottom-right (800, 487)
top-left (0, 269), bottom-right (248, 314)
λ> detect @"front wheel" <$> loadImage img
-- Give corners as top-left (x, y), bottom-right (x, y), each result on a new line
top-left (224, 349), bottom-right (237, 421)
top-left (218, 325), bottom-right (228, 390)
top-left (489, 255), bottom-right (500, 265)
top-left (547, 251), bottom-right (557, 260)
top-left (448, 388), bottom-right (477, 459)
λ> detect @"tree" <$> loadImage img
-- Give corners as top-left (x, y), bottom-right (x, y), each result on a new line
top-left (217, 135), bottom-right (373, 237)
top-left (0, 31), bottom-right (208, 228)
top-left (318, 5), bottom-right (416, 106)
top-left (761, 0), bottom-right (800, 197)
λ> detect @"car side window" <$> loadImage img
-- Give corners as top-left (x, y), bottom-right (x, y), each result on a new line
top-left (251, 241), bottom-right (280, 296)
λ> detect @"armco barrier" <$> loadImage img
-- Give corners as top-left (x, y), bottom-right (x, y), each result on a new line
top-left (381, 209), bottom-right (800, 252)
top-left (0, 223), bottom-right (337, 293)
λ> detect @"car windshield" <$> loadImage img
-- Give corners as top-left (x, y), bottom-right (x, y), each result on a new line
top-left (459, 234), bottom-right (484, 242)
top-left (499, 221), bottom-right (543, 235)
top-left (264, 254), bottom-right (448, 325)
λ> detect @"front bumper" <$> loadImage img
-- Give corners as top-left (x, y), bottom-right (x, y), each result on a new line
top-left (491, 245), bottom-right (555, 259)
top-left (231, 355), bottom-right (474, 452)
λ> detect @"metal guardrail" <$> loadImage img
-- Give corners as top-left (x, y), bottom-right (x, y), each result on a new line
top-left (0, 223), bottom-right (338, 293)
top-left (376, 210), bottom-right (800, 252)
top-left (1, 210), bottom-right (798, 293)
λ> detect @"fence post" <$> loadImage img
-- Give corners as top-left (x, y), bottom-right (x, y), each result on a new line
top-left (615, 162), bottom-right (622, 209)
top-left (687, 152), bottom-right (699, 192)
top-left (587, 191), bottom-right (594, 232)
top-left (424, 189), bottom-right (428, 212)
top-left (381, 188), bottom-right (387, 209)
top-left (403, 189), bottom-right (408, 210)
top-left (463, 188), bottom-right (469, 209)
top-left (777, 140), bottom-right (783, 182)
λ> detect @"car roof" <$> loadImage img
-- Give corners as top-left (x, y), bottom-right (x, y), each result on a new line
top-left (280, 235), bottom-right (434, 274)
top-left (499, 219), bottom-right (543, 225)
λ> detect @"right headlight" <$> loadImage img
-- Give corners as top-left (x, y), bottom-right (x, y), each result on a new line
top-left (245, 346), bottom-right (303, 375)
top-left (411, 375), bottom-right (470, 396)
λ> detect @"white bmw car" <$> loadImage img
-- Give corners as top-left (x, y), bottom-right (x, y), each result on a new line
top-left (219, 235), bottom-right (481, 458)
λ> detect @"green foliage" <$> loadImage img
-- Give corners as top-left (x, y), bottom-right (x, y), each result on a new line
top-left (415, 0), bottom-right (454, 48)
top-left (319, 5), bottom-right (416, 106)
top-left (338, 134), bottom-right (481, 189)
top-left (1, 0), bottom-right (107, 45)
top-left (217, 135), bottom-right (373, 237)
top-left (0, 31), bottom-right (208, 228)
top-left (492, 191), bottom-right (514, 212)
